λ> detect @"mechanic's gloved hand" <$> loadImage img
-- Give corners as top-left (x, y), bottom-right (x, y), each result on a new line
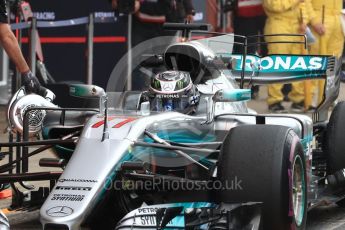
top-left (22, 71), bottom-right (41, 94)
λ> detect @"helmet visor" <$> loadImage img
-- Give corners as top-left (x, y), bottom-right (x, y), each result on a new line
top-left (150, 96), bottom-right (190, 112)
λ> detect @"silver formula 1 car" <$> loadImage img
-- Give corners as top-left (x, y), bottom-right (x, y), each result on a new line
top-left (2, 23), bottom-right (345, 230)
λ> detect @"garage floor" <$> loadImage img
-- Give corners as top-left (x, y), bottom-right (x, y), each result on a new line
top-left (2, 85), bottom-right (345, 230)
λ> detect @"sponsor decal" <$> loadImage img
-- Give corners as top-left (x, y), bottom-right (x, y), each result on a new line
top-left (94, 12), bottom-right (115, 19)
top-left (58, 179), bottom-right (97, 183)
top-left (231, 55), bottom-right (327, 72)
top-left (138, 208), bottom-right (160, 214)
top-left (127, 208), bottom-right (179, 227)
top-left (33, 12), bottom-right (56, 20)
top-left (156, 94), bottom-right (180, 99)
top-left (141, 216), bottom-right (162, 226)
top-left (46, 206), bottom-right (73, 217)
top-left (162, 82), bottom-right (176, 92)
top-left (56, 186), bottom-right (92, 191)
top-left (51, 194), bottom-right (84, 202)
top-left (91, 117), bottom-right (137, 129)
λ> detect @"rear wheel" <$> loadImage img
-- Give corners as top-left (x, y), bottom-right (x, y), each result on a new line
top-left (217, 125), bottom-right (307, 230)
top-left (325, 101), bottom-right (345, 174)
top-left (325, 102), bottom-right (345, 207)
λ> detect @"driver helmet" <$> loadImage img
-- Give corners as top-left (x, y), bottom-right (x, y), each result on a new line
top-left (148, 71), bottom-right (200, 114)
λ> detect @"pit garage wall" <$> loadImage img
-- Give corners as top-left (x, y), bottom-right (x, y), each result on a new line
top-left (24, 0), bottom-right (206, 89)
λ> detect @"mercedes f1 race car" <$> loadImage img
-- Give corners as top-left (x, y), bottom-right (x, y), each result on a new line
top-left (1, 23), bottom-right (345, 230)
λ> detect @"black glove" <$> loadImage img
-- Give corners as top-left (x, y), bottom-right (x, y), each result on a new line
top-left (22, 71), bottom-right (41, 94)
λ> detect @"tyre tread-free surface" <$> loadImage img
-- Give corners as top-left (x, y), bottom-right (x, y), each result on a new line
top-left (218, 125), bottom-right (307, 230)
top-left (326, 101), bottom-right (345, 174)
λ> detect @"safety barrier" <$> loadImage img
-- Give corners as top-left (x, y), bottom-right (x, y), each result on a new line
top-left (9, 13), bottom-right (119, 85)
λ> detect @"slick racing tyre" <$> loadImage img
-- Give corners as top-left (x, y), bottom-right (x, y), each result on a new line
top-left (325, 101), bottom-right (345, 174)
top-left (217, 125), bottom-right (307, 230)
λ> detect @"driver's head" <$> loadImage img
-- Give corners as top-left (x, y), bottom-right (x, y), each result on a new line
top-left (148, 71), bottom-right (200, 114)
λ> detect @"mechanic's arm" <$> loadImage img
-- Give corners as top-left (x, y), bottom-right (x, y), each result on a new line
top-left (134, 0), bottom-right (166, 23)
top-left (183, 0), bottom-right (195, 22)
top-left (305, 0), bottom-right (325, 35)
top-left (0, 23), bottom-right (40, 93)
top-left (298, 2), bottom-right (308, 32)
top-left (0, 23), bottom-right (29, 73)
top-left (135, 12), bottom-right (166, 23)
top-left (263, 0), bottom-right (303, 13)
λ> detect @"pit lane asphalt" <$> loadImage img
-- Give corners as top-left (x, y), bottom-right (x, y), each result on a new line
top-left (2, 85), bottom-right (345, 230)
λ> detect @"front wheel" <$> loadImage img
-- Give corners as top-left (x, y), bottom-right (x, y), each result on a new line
top-left (217, 125), bottom-right (307, 230)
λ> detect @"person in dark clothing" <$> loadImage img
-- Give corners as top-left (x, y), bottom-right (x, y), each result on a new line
top-left (111, 0), bottom-right (195, 46)
top-left (227, 0), bottom-right (267, 99)
top-left (166, 0), bottom-right (195, 23)
top-left (0, 0), bottom-right (41, 94)
top-left (231, 0), bottom-right (267, 55)
top-left (110, 0), bottom-right (195, 90)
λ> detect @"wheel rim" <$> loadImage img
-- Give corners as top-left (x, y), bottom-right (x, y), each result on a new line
top-left (292, 155), bottom-right (305, 226)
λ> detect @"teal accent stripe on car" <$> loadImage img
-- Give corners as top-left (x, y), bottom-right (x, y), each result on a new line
top-left (223, 89), bottom-right (252, 101)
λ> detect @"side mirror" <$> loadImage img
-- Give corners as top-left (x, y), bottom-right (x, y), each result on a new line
top-left (213, 89), bottom-right (251, 103)
top-left (206, 89), bottom-right (251, 123)
top-left (69, 84), bottom-right (105, 98)
top-left (140, 101), bottom-right (151, 116)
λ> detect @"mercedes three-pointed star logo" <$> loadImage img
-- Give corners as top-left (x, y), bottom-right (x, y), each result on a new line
top-left (46, 206), bottom-right (73, 217)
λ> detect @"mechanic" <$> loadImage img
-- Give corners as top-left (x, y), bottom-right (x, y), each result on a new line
top-left (110, 0), bottom-right (195, 90)
top-left (206, 0), bottom-right (233, 33)
top-left (110, 0), bottom-right (195, 46)
top-left (309, 0), bottom-right (343, 57)
top-left (263, 0), bottom-right (308, 113)
top-left (166, 0), bottom-right (195, 24)
top-left (145, 70), bottom-right (200, 114)
top-left (230, 0), bottom-right (267, 99)
top-left (0, 0), bottom-right (41, 94)
top-left (231, 0), bottom-right (267, 55)
top-left (308, 0), bottom-right (344, 104)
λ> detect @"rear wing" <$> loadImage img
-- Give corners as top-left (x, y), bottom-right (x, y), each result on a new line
top-left (229, 54), bottom-right (339, 119)
top-left (230, 54), bottom-right (335, 84)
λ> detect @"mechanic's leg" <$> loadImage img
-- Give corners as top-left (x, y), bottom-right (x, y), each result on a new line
top-left (327, 16), bottom-right (344, 58)
top-left (289, 43), bottom-right (306, 105)
top-left (266, 42), bottom-right (287, 105)
top-left (265, 19), bottom-right (295, 107)
top-left (289, 82), bottom-right (305, 104)
top-left (267, 84), bottom-right (284, 105)
top-left (309, 31), bottom-right (322, 105)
